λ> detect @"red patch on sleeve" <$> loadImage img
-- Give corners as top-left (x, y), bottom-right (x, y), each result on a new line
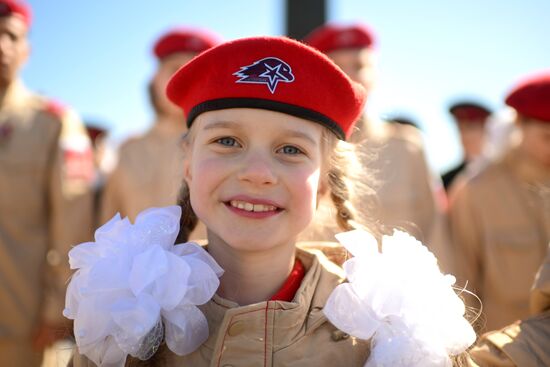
top-left (63, 148), bottom-right (95, 182)
top-left (45, 100), bottom-right (67, 119)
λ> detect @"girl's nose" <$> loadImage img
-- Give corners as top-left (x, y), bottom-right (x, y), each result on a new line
top-left (237, 152), bottom-right (278, 186)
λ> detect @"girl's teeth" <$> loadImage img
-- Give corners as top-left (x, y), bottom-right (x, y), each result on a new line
top-left (230, 200), bottom-right (276, 212)
top-left (253, 204), bottom-right (264, 212)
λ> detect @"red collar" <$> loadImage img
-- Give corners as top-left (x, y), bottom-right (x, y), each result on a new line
top-left (270, 259), bottom-right (305, 302)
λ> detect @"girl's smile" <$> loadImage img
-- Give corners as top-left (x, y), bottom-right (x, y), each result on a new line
top-left (225, 195), bottom-right (283, 219)
top-left (183, 108), bottom-right (325, 252)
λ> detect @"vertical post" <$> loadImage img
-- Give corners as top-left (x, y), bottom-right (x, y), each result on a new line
top-left (285, 0), bottom-right (327, 40)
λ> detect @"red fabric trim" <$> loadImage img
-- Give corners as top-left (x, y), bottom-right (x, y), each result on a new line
top-left (269, 259), bottom-right (305, 302)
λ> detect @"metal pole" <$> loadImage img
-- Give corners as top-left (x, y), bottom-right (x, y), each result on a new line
top-left (285, 0), bottom-right (327, 40)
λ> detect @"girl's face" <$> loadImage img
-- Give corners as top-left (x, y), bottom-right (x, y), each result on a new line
top-left (184, 108), bottom-right (326, 252)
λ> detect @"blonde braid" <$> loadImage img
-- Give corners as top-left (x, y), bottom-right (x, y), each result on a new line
top-left (175, 182), bottom-right (198, 243)
top-left (327, 168), bottom-right (357, 232)
top-left (324, 133), bottom-right (384, 243)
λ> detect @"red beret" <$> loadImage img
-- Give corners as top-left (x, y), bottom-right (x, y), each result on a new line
top-left (0, 0), bottom-right (31, 27)
top-left (153, 28), bottom-right (220, 60)
top-left (303, 23), bottom-right (376, 54)
top-left (505, 71), bottom-right (550, 122)
top-left (86, 127), bottom-right (105, 145)
top-left (449, 102), bottom-right (492, 122)
top-left (166, 36), bottom-right (366, 140)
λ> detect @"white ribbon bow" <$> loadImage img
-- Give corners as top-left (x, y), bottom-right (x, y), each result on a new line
top-left (324, 229), bottom-right (476, 367)
top-left (64, 206), bottom-right (223, 367)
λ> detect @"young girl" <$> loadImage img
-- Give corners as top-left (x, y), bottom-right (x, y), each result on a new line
top-left (67, 36), bottom-right (475, 367)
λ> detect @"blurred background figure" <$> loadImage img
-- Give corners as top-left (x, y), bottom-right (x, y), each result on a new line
top-left (301, 22), bottom-right (453, 273)
top-left (442, 100), bottom-right (492, 191)
top-left (83, 120), bottom-right (112, 227)
top-left (99, 27), bottom-right (219, 240)
top-left (470, 244), bottom-right (550, 366)
top-left (450, 70), bottom-right (550, 332)
top-left (385, 114), bottom-right (421, 131)
top-left (0, 1), bottom-right (94, 365)
top-left (481, 107), bottom-right (520, 164)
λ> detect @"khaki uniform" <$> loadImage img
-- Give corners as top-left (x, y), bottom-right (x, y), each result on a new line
top-left (450, 147), bottom-right (550, 331)
top-left (0, 81), bottom-right (94, 365)
top-left (469, 247), bottom-right (550, 367)
top-left (72, 246), bottom-right (370, 367)
top-left (100, 123), bottom-right (206, 239)
top-left (301, 120), bottom-right (454, 273)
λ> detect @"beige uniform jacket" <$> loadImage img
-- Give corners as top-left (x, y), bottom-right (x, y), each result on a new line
top-left (72, 246), bottom-right (371, 367)
top-left (301, 120), bottom-right (453, 273)
top-left (450, 148), bottom-right (550, 331)
top-left (0, 82), bottom-right (94, 363)
top-left (469, 246), bottom-right (550, 367)
top-left (100, 123), bottom-right (206, 239)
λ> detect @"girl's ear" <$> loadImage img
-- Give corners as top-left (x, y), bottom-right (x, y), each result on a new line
top-left (181, 132), bottom-right (194, 184)
top-left (182, 156), bottom-right (193, 184)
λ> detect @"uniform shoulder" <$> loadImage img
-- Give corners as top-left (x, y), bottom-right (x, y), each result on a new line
top-left (462, 157), bottom-right (508, 189)
top-left (30, 96), bottom-right (71, 122)
top-left (117, 131), bottom-right (151, 156)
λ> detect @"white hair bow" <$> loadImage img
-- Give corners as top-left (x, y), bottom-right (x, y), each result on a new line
top-left (324, 229), bottom-right (475, 367)
top-left (64, 206), bottom-right (223, 367)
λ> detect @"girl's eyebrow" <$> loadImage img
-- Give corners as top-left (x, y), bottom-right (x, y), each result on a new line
top-left (203, 121), bottom-right (240, 131)
top-left (203, 120), bottom-right (317, 145)
top-left (279, 129), bottom-right (317, 146)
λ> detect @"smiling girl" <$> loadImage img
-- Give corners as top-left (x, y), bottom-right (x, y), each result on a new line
top-left (68, 36), bottom-right (475, 367)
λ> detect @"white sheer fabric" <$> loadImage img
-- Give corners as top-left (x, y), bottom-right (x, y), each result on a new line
top-left (64, 206), bottom-right (223, 367)
top-left (324, 229), bottom-right (475, 367)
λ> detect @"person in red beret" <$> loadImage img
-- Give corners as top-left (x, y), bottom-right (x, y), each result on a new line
top-left (442, 101), bottom-right (492, 190)
top-left (0, 1), bottom-right (95, 366)
top-left (303, 23), bottom-right (454, 274)
top-left (469, 243), bottom-right (550, 366)
top-left (450, 70), bottom-right (550, 333)
top-left (68, 35), bottom-right (478, 367)
top-left (99, 27), bottom-right (219, 240)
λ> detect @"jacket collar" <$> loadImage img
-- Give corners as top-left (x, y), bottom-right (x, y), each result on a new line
top-left (199, 246), bottom-right (345, 350)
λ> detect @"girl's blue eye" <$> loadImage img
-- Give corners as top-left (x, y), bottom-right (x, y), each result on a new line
top-left (216, 137), bottom-right (239, 147)
top-left (279, 145), bottom-right (303, 155)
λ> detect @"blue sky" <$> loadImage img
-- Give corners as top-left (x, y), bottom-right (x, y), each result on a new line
top-left (22, 0), bottom-right (550, 173)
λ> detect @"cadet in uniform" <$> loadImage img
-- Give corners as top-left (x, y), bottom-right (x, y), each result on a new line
top-left (450, 71), bottom-right (550, 332)
top-left (442, 101), bottom-right (492, 191)
top-left (302, 23), bottom-right (453, 272)
top-left (469, 244), bottom-right (550, 366)
top-left (0, 1), bottom-right (94, 365)
top-left (99, 28), bottom-right (219, 239)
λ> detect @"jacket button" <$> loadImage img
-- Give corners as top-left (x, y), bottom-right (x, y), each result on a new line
top-left (227, 321), bottom-right (246, 336)
top-left (331, 330), bottom-right (350, 341)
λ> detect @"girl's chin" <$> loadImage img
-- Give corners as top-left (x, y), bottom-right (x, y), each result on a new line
top-left (213, 233), bottom-right (297, 253)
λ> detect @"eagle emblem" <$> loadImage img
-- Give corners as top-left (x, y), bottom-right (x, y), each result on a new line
top-left (233, 57), bottom-right (295, 94)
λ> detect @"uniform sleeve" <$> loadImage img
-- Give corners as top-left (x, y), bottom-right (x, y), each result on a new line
top-left (469, 341), bottom-right (516, 367)
top-left (71, 349), bottom-right (97, 367)
top-left (530, 243), bottom-right (550, 314)
top-left (99, 162), bottom-right (124, 225)
top-left (408, 141), bottom-right (454, 274)
top-left (449, 181), bottom-right (484, 311)
top-left (43, 107), bottom-right (95, 325)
